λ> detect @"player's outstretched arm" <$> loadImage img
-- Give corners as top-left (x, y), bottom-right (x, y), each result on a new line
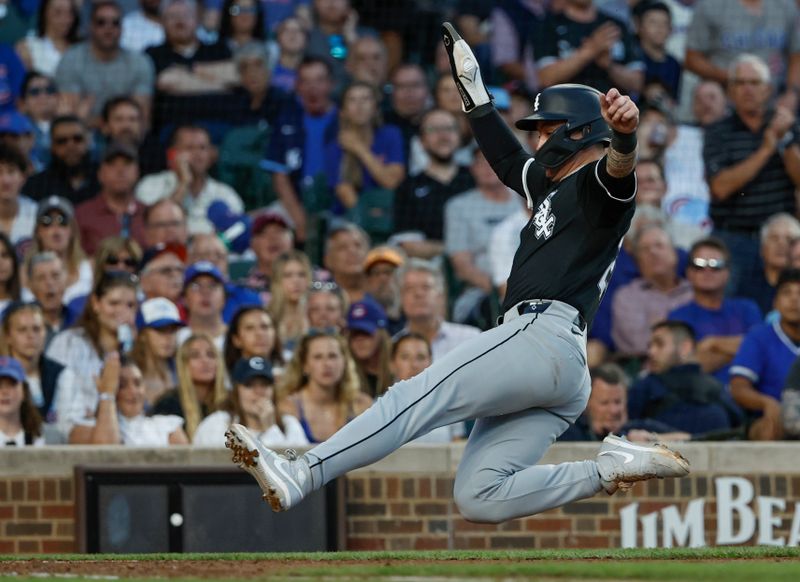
top-left (442, 22), bottom-right (531, 194)
top-left (600, 88), bottom-right (639, 179)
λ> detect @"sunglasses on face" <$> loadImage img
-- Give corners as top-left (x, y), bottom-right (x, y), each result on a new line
top-left (26, 85), bottom-right (57, 97)
top-left (106, 255), bottom-right (138, 269)
top-left (53, 134), bottom-right (85, 146)
top-left (38, 213), bottom-right (68, 227)
top-left (93, 17), bottom-right (121, 27)
top-left (690, 257), bottom-right (727, 271)
top-left (309, 280), bottom-right (339, 292)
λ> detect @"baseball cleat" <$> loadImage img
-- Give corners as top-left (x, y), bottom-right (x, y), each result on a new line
top-left (442, 22), bottom-right (490, 113)
top-left (225, 423), bottom-right (310, 511)
top-left (595, 434), bottom-right (690, 494)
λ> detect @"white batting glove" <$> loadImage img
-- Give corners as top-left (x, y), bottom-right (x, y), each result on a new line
top-left (442, 22), bottom-right (491, 113)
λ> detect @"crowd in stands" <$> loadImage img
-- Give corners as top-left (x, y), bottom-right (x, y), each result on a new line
top-left (3, 0), bottom-right (800, 449)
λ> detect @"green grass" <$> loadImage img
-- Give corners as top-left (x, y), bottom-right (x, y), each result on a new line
top-left (1, 547), bottom-right (799, 581)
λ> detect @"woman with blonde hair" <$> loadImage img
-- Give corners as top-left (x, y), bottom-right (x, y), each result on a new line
top-left (268, 250), bottom-right (311, 358)
top-left (278, 328), bottom-right (372, 443)
top-left (153, 333), bottom-right (226, 440)
top-left (24, 197), bottom-right (92, 304)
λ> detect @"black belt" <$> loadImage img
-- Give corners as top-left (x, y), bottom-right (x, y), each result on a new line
top-left (500, 300), bottom-right (588, 331)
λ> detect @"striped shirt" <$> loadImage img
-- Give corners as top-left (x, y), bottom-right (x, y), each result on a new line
top-left (703, 110), bottom-right (799, 233)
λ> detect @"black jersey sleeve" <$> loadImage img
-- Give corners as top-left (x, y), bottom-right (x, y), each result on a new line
top-left (579, 157), bottom-right (636, 227)
top-left (467, 103), bottom-right (545, 204)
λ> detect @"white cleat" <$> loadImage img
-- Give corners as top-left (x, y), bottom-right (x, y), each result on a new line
top-left (596, 434), bottom-right (690, 494)
top-left (225, 423), bottom-right (310, 511)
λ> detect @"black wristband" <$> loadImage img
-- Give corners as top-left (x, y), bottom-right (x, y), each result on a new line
top-left (611, 130), bottom-right (637, 154)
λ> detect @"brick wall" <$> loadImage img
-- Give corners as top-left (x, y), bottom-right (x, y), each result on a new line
top-left (0, 477), bottom-right (75, 554)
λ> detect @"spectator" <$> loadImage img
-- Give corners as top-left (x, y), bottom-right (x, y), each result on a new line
top-left (791, 237), bottom-right (800, 269)
top-left (559, 362), bottom-right (690, 442)
top-left (323, 221), bottom-right (369, 304)
top-left (0, 233), bottom-right (21, 312)
top-left (244, 211), bottom-right (293, 300)
top-left (24, 196), bottom-right (92, 304)
top-left (121, 0), bottom-right (165, 52)
top-left (25, 253), bottom-right (77, 343)
top-left (393, 108), bottom-right (475, 260)
top-left (17, 73), bottom-right (59, 169)
top-left (533, 0), bottom-right (644, 95)
top-left (153, 333), bottom-right (226, 440)
top-left (0, 302), bottom-right (66, 421)
top-left (324, 81), bottom-right (404, 215)
top-left (15, 0), bottom-right (80, 77)
top-left (736, 213), bottom-right (800, 317)
top-left (684, 0), bottom-right (800, 107)
top-left (445, 150), bottom-right (522, 324)
top-left (389, 330), bottom-right (465, 443)
top-left (66, 235), bottom-right (143, 318)
top-left (384, 63), bottom-right (431, 165)
top-left (345, 35), bottom-right (389, 91)
top-left (223, 305), bottom-right (284, 375)
top-left (143, 199), bottom-right (188, 247)
top-left (668, 237), bottom-right (762, 384)
top-left (633, 0), bottom-right (681, 101)
top-left (704, 54), bottom-right (800, 293)
top-left (55, 0), bottom-right (154, 125)
top-left (216, 0), bottom-right (266, 53)
top-left (227, 43), bottom-right (288, 126)
top-left (634, 157), bottom-right (667, 208)
top-left (99, 96), bottom-right (165, 176)
top-left (0, 144), bottom-right (37, 247)
top-left (305, 0), bottom-right (369, 92)
top-left (75, 143), bottom-right (146, 256)
top-left (0, 112), bottom-right (38, 173)
top-left (432, 75), bottom-right (474, 169)
top-left (0, 43), bottom-right (27, 113)
top-left (691, 80), bottom-right (727, 128)
top-left (136, 125), bottom-right (244, 235)
top-left (268, 250), bottom-right (311, 356)
top-left (489, 206), bottom-right (532, 301)
top-left (45, 271), bottom-right (138, 437)
top-left (139, 242), bottom-right (187, 304)
top-left (612, 224), bottom-right (692, 358)
top-left (194, 356), bottom-right (307, 447)
top-left (23, 116), bottom-right (98, 205)
top-left (0, 356), bottom-right (44, 446)
top-left (131, 297), bottom-right (183, 407)
top-left (70, 355), bottom-right (188, 445)
top-left (490, 0), bottom-right (546, 89)
top-left (345, 298), bottom-right (391, 398)
top-left (177, 261), bottom-right (228, 351)
top-left (271, 16), bottom-right (307, 93)
top-left (629, 321), bottom-right (742, 437)
top-left (399, 258), bottom-right (480, 361)
top-left (306, 281), bottom-right (347, 331)
top-left (363, 246), bottom-right (404, 333)
top-left (278, 328), bottom-right (372, 443)
top-left (146, 0), bottom-right (237, 130)
top-left (266, 56), bottom-right (337, 242)
top-left (731, 269), bottom-right (800, 440)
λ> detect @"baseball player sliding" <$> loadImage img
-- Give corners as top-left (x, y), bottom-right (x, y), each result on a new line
top-left (225, 23), bottom-right (689, 523)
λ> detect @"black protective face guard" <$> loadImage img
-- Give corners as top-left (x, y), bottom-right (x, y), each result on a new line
top-left (534, 119), bottom-right (611, 169)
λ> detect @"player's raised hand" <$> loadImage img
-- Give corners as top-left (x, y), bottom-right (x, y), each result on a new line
top-left (442, 22), bottom-right (491, 113)
top-left (601, 88), bottom-right (639, 134)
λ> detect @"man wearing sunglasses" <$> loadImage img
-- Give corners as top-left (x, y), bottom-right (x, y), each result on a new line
top-left (668, 237), bottom-right (762, 385)
top-left (54, 0), bottom-right (154, 127)
top-left (75, 142), bottom-right (148, 255)
top-left (17, 73), bottom-right (58, 170)
top-left (22, 116), bottom-right (99, 205)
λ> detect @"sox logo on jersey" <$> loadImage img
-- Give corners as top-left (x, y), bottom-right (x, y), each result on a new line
top-left (532, 192), bottom-right (556, 239)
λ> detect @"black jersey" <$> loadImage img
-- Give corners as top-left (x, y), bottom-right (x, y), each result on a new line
top-left (502, 159), bottom-right (635, 327)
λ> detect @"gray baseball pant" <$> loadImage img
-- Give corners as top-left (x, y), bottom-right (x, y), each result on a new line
top-left (303, 300), bottom-right (605, 523)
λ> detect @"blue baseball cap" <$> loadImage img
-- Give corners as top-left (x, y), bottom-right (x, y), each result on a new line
top-left (346, 298), bottom-right (387, 335)
top-left (0, 112), bottom-right (34, 135)
top-left (232, 357), bottom-right (274, 384)
top-left (183, 261), bottom-right (226, 289)
top-left (0, 356), bottom-right (25, 383)
top-left (136, 297), bottom-right (184, 330)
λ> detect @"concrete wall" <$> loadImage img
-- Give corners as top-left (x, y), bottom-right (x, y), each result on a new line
top-left (2, 443), bottom-right (799, 552)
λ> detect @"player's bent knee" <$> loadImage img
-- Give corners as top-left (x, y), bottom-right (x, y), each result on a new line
top-left (453, 487), bottom-right (504, 524)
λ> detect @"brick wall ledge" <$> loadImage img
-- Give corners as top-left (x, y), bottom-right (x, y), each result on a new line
top-left (2, 442), bottom-right (799, 477)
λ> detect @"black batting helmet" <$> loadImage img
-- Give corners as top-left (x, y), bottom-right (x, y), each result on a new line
top-left (516, 84), bottom-right (611, 169)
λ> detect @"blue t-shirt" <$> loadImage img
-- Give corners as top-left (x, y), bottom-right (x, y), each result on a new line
top-left (324, 124), bottom-right (405, 215)
top-left (668, 298), bottom-right (762, 384)
top-left (643, 52), bottom-right (682, 100)
top-left (303, 109), bottom-right (338, 180)
top-left (0, 44), bottom-right (25, 112)
top-left (730, 321), bottom-right (800, 401)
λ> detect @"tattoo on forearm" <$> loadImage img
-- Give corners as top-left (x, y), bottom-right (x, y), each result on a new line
top-left (606, 146), bottom-right (637, 178)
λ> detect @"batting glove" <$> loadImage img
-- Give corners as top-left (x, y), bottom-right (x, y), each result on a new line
top-left (442, 22), bottom-right (491, 113)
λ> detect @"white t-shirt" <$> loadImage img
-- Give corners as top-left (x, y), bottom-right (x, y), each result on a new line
top-left (0, 428), bottom-right (45, 447)
top-left (192, 410), bottom-right (309, 448)
top-left (9, 195), bottom-right (38, 245)
top-left (75, 413), bottom-right (184, 446)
